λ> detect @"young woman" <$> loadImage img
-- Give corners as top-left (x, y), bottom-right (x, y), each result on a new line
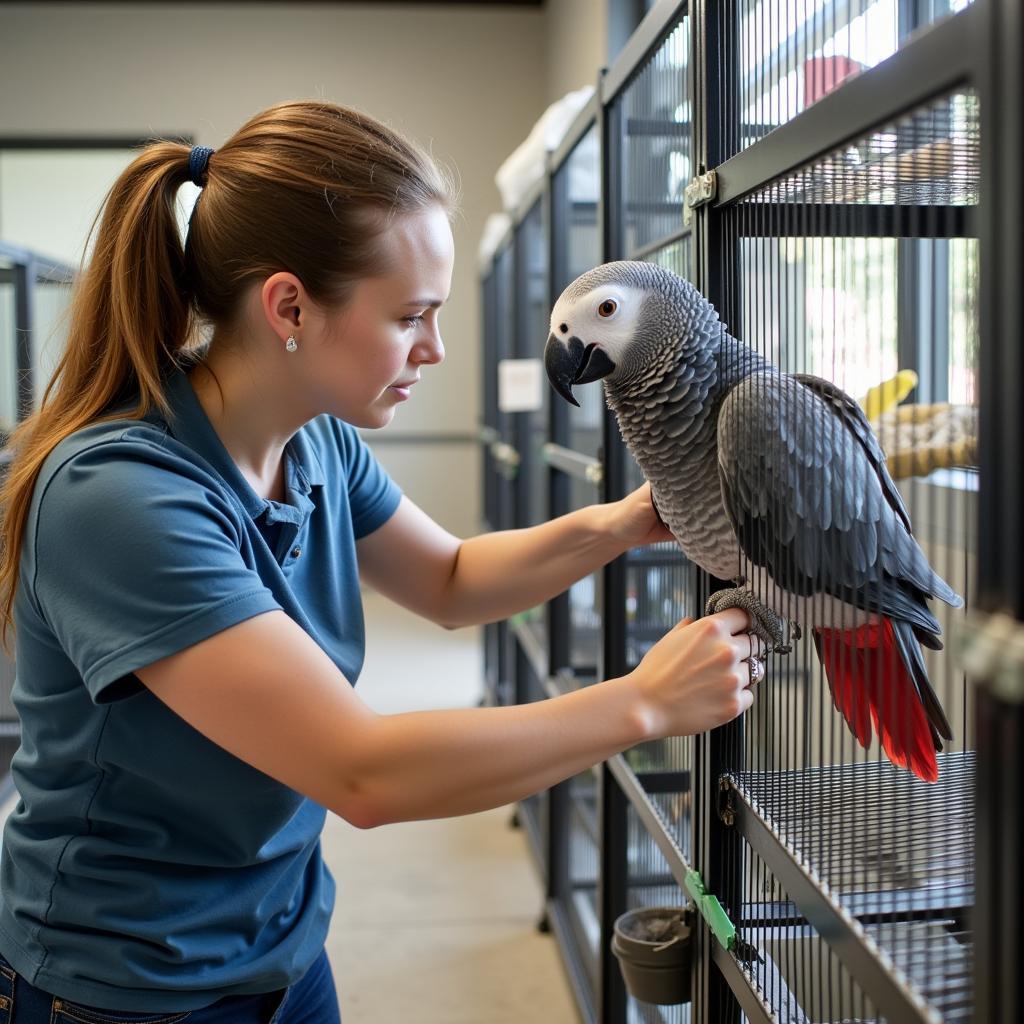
top-left (0, 101), bottom-right (761, 1023)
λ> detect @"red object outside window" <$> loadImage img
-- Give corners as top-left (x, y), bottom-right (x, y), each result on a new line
top-left (804, 55), bottom-right (865, 106)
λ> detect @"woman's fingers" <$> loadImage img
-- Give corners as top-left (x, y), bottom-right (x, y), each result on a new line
top-left (706, 607), bottom-right (753, 637)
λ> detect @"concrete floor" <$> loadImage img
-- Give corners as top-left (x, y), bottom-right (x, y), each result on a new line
top-left (325, 589), bottom-right (579, 1022)
top-left (0, 589), bottom-right (580, 1023)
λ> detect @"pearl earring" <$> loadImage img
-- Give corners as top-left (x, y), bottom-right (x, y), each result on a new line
top-left (285, 336), bottom-right (298, 353)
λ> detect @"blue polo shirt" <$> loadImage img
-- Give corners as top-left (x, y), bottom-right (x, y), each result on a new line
top-left (0, 364), bottom-right (402, 1011)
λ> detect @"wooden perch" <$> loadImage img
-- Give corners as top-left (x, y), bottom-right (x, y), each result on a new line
top-left (871, 401), bottom-right (978, 478)
top-left (886, 438), bottom-right (977, 479)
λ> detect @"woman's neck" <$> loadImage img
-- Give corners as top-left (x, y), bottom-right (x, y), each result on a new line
top-left (186, 358), bottom-right (291, 502)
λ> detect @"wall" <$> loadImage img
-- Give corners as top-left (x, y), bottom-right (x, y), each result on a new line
top-left (545, 0), bottom-right (610, 104)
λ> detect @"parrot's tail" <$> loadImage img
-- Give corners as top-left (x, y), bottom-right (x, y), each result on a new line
top-left (813, 618), bottom-right (953, 784)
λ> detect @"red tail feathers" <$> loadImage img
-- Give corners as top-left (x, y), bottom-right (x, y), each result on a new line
top-left (814, 619), bottom-right (939, 783)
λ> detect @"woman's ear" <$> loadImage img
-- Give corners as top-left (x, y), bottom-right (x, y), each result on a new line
top-left (261, 272), bottom-right (305, 336)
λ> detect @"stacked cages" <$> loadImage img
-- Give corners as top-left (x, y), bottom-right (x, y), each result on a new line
top-left (0, 243), bottom-right (74, 796)
top-left (697, 4), bottom-right (981, 1021)
top-left (478, 0), bottom-right (1021, 1020)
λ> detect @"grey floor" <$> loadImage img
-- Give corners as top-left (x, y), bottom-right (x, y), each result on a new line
top-left (0, 589), bottom-right (580, 1023)
top-left (325, 589), bottom-right (579, 1022)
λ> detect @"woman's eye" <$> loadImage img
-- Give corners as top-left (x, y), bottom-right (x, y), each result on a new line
top-left (403, 315), bottom-right (425, 327)
top-left (598, 299), bottom-right (618, 318)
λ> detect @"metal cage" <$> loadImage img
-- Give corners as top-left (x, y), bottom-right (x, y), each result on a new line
top-left (477, 1), bottom-right (1019, 1022)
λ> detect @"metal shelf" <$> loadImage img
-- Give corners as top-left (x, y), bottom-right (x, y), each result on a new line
top-left (726, 752), bottom-right (975, 1024)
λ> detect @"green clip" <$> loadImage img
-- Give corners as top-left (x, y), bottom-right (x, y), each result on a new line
top-left (684, 869), bottom-right (736, 951)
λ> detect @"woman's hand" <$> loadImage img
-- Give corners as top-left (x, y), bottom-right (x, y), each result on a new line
top-left (604, 482), bottom-right (676, 550)
top-left (629, 608), bottom-right (764, 739)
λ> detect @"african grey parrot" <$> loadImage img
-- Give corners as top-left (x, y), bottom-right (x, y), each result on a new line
top-left (543, 261), bottom-right (962, 783)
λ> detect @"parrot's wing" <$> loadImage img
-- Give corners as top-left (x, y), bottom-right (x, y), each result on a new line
top-left (790, 372), bottom-right (913, 535)
top-left (715, 371), bottom-right (962, 627)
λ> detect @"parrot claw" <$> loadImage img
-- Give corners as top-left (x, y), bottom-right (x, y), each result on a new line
top-left (704, 588), bottom-right (796, 656)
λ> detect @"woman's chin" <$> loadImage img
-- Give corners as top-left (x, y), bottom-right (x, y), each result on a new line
top-left (357, 404), bottom-right (397, 430)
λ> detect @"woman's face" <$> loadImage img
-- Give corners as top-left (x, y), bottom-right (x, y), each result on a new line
top-left (300, 205), bottom-right (454, 428)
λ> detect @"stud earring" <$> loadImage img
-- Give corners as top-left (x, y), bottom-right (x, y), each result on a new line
top-left (285, 336), bottom-right (298, 353)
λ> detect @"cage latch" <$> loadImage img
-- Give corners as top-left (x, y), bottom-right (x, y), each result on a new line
top-left (956, 609), bottom-right (1024, 703)
top-left (684, 868), bottom-right (736, 951)
top-left (684, 171), bottom-right (718, 226)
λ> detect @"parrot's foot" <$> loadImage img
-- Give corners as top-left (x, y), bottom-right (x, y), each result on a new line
top-left (704, 588), bottom-right (798, 655)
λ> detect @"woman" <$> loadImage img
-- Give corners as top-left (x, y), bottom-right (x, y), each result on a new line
top-left (0, 101), bottom-right (760, 1022)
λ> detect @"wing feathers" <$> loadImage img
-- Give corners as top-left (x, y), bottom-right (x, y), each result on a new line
top-left (717, 372), bottom-right (962, 620)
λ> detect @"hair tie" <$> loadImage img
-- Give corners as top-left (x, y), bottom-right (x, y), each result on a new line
top-left (188, 146), bottom-right (215, 187)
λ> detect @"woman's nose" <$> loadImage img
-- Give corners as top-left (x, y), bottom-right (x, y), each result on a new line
top-left (416, 330), bottom-right (445, 366)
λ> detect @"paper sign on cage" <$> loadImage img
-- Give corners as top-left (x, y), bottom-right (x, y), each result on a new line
top-left (498, 359), bottom-right (545, 413)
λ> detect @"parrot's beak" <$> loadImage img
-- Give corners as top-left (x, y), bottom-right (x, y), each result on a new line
top-left (543, 334), bottom-right (616, 407)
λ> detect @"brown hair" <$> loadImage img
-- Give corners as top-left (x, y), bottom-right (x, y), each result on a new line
top-left (0, 100), bottom-right (457, 651)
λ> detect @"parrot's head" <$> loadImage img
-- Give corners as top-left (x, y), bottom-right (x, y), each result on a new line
top-left (543, 260), bottom-right (718, 406)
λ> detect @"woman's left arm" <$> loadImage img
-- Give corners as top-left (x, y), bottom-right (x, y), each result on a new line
top-left (357, 483), bottom-right (674, 629)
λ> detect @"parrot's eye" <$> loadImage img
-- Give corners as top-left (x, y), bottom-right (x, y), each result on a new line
top-left (598, 299), bottom-right (618, 318)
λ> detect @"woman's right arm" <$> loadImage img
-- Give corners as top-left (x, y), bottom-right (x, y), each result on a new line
top-left (134, 607), bottom-right (757, 829)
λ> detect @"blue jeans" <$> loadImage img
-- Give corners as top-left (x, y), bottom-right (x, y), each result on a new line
top-left (0, 948), bottom-right (341, 1024)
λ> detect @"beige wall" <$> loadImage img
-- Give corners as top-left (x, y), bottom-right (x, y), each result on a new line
top-left (0, 1), bottom-right (612, 535)
top-left (545, 0), bottom-right (609, 103)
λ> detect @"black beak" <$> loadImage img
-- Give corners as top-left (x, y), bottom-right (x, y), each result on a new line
top-left (543, 334), bottom-right (616, 407)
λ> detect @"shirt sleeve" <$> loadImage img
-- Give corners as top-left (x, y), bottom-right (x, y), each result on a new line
top-left (338, 422), bottom-right (403, 539)
top-left (31, 437), bottom-right (283, 705)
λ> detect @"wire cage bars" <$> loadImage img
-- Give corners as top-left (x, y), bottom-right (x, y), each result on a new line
top-left (477, 0), bottom-right (1018, 1021)
top-left (608, 20), bottom-right (702, 1023)
top-left (709, 85), bottom-right (979, 1024)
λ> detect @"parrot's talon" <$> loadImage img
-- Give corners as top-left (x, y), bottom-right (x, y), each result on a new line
top-left (704, 587), bottom-right (795, 656)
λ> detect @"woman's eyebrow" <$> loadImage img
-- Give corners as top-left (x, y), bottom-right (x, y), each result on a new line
top-left (403, 298), bottom-right (445, 308)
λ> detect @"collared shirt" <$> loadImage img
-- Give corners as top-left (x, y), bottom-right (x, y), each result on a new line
top-left (0, 365), bottom-right (402, 1012)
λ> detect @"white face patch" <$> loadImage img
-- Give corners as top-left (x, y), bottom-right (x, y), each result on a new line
top-left (548, 285), bottom-right (647, 370)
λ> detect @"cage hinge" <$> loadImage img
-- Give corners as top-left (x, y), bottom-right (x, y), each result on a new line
top-left (683, 171), bottom-right (718, 226)
top-left (684, 868), bottom-right (736, 951)
top-left (955, 609), bottom-right (1024, 703)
